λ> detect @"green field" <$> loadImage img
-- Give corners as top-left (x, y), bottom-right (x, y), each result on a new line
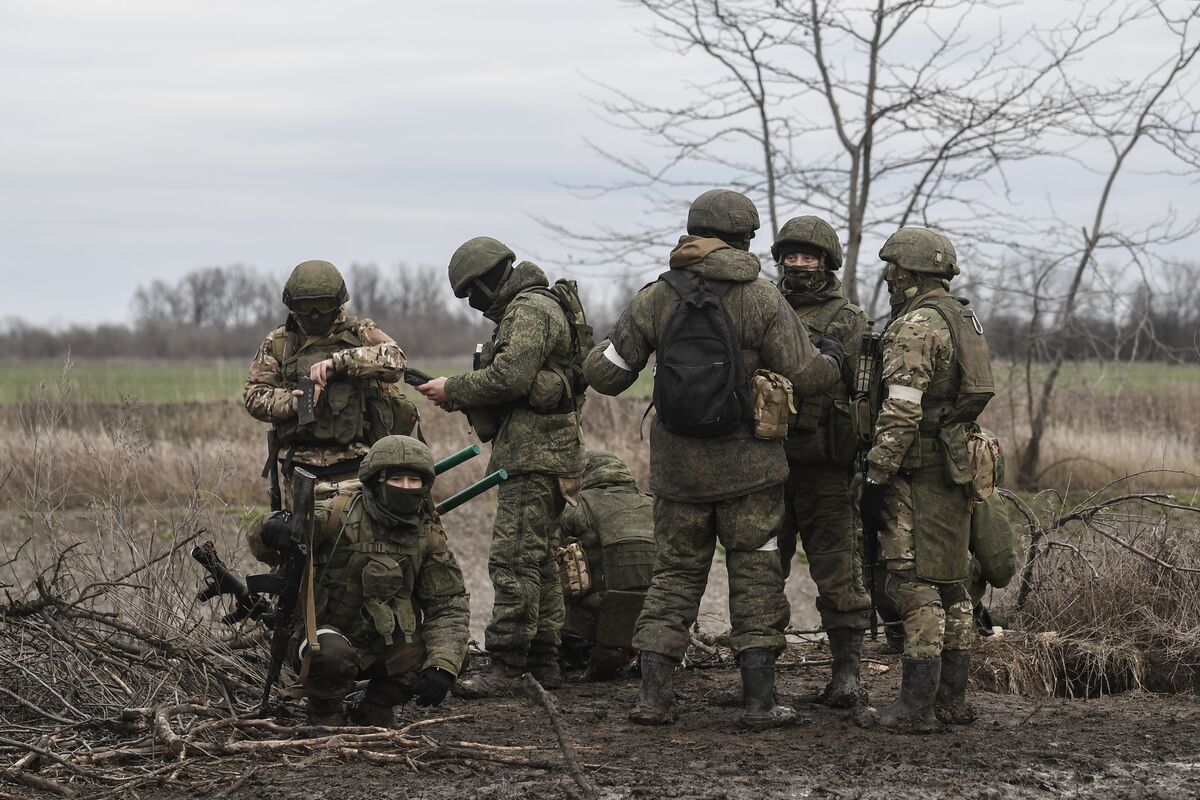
top-left (0, 358), bottom-right (1192, 405)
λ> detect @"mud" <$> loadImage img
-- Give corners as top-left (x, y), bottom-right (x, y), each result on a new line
top-left (194, 641), bottom-right (1199, 800)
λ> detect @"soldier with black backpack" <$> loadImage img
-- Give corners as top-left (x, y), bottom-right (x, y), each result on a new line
top-left (583, 189), bottom-right (844, 730)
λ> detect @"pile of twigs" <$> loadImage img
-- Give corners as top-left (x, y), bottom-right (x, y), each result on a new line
top-left (0, 534), bottom-right (549, 798)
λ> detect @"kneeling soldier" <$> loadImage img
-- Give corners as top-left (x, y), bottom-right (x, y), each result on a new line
top-left (248, 435), bottom-right (470, 726)
top-left (557, 451), bottom-right (655, 681)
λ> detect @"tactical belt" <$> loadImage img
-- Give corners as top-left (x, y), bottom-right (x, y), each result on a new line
top-left (346, 541), bottom-right (409, 554)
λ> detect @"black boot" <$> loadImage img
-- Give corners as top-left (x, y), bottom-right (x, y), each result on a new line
top-left (583, 645), bottom-right (630, 682)
top-left (348, 680), bottom-right (401, 728)
top-left (454, 660), bottom-right (524, 699)
top-left (629, 652), bottom-right (676, 725)
top-left (738, 649), bottom-right (797, 730)
top-left (821, 630), bottom-right (868, 708)
top-left (854, 657), bottom-right (941, 733)
top-left (935, 649), bottom-right (976, 725)
top-left (306, 696), bottom-right (346, 728)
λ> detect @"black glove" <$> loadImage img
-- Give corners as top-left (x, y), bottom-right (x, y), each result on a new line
top-left (412, 667), bottom-right (455, 707)
top-left (814, 335), bottom-right (845, 371)
top-left (860, 480), bottom-right (888, 534)
top-left (260, 512), bottom-right (292, 551)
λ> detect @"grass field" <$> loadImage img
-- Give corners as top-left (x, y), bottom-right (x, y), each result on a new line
top-left (2, 357), bottom-right (1193, 405)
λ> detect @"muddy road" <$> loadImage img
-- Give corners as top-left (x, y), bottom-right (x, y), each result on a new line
top-left (209, 640), bottom-right (1199, 800)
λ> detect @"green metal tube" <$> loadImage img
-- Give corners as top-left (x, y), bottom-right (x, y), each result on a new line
top-left (435, 469), bottom-right (508, 515)
top-left (434, 443), bottom-right (482, 475)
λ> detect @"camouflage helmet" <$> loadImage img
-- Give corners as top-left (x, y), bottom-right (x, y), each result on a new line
top-left (281, 260), bottom-right (349, 307)
top-left (448, 236), bottom-right (516, 298)
top-left (358, 435), bottom-right (436, 486)
top-left (878, 227), bottom-right (959, 277)
top-left (686, 189), bottom-right (760, 237)
top-left (770, 216), bottom-right (844, 270)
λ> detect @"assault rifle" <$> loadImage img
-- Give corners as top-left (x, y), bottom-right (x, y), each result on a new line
top-left (852, 331), bottom-right (883, 638)
top-left (245, 467), bottom-right (317, 717)
top-left (192, 541), bottom-right (273, 625)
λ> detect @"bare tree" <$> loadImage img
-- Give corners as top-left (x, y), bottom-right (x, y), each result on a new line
top-left (548, 0), bottom-right (1146, 305)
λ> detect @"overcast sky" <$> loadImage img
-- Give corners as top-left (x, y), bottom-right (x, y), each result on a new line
top-left (2, 1), bottom-right (1196, 327)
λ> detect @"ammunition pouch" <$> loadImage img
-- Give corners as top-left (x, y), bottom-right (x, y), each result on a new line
top-left (751, 369), bottom-right (795, 440)
top-left (556, 540), bottom-right (592, 602)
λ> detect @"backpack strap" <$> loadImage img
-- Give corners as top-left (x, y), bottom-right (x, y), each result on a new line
top-left (659, 270), bottom-right (733, 300)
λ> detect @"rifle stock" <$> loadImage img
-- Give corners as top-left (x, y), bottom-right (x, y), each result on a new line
top-left (192, 541), bottom-right (272, 625)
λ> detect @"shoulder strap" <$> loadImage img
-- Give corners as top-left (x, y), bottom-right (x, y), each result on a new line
top-left (659, 270), bottom-right (733, 300)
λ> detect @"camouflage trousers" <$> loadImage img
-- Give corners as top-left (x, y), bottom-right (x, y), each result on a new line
top-left (877, 470), bottom-right (974, 660)
top-left (780, 460), bottom-right (871, 632)
top-left (485, 472), bottom-right (569, 670)
top-left (302, 628), bottom-right (427, 704)
top-left (632, 485), bottom-right (789, 660)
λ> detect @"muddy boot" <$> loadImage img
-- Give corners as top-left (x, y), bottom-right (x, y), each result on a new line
top-left (454, 661), bottom-right (524, 699)
top-left (935, 649), bottom-right (976, 725)
top-left (527, 642), bottom-right (563, 688)
top-left (854, 657), bottom-right (941, 733)
top-left (348, 680), bottom-right (402, 728)
top-left (822, 630), bottom-right (868, 708)
top-left (738, 649), bottom-right (798, 731)
top-left (629, 652), bottom-right (676, 725)
top-left (306, 696), bottom-right (346, 728)
top-left (583, 645), bottom-right (629, 682)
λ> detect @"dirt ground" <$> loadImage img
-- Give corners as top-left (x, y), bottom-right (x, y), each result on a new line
top-left (201, 639), bottom-right (1200, 800)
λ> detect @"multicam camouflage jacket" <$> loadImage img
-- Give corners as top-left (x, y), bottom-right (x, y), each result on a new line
top-left (583, 235), bottom-right (841, 502)
top-left (443, 261), bottom-right (585, 477)
top-left (243, 310), bottom-right (407, 466)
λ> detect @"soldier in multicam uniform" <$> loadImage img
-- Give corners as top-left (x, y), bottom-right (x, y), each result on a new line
top-left (583, 189), bottom-right (844, 730)
top-left (856, 227), bottom-right (995, 733)
top-left (417, 238), bottom-right (584, 695)
top-left (772, 216), bottom-right (874, 709)
top-left (247, 435), bottom-right (470, 726)
top-left (557, 451), bottom-right (655, 682)
top-left (244, 260), bottom-right (415, 495)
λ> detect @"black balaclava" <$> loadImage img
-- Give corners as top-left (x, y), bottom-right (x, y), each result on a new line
top-left (777, 244), bottom-right (829, 306)
top-left (363, 472), bottom-right (426, 529)
top-left (294, 305), bottom-right (340, 336)
top-left (468, 258), bottom-right (515, 312)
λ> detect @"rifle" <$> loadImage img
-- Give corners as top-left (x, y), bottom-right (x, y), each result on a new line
top-left (192, 541), bottom-right (274, 625)
top-left (852, 331), bottom-right (883, 638)
top-left (261, 426), bottom-right (283, 512)
top-left (246, 467), bottom-right (317, 717)
top-left (435, 469), bottom-right (508, 515)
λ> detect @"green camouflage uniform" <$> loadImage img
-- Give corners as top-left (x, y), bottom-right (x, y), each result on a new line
top-left (558, 452), bottom-right (655, 651)
top-left (781, 274), bottom-right (873, 632)
top-left (442, 261), bottom-right (585, 670)
top-left (243, 310), bottom-right (411, 473)
top-left (867, 286), bottom-right (994, 660)
top-left (583, 236), bottom-right (841, 659)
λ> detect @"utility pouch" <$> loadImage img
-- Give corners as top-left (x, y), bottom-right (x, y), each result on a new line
top-left (361, 555), bottom-right (415, 645)
top-left (556, 540), bottom-right (591, 602)
top-left (937, 424), bottom-right (974, 487)
top-left (750, 369), bottom-right (796, 440)
top-left (966, 428), bottom-right (1004, 501)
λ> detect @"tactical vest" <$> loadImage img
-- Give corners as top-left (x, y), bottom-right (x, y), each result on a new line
top-left (788, 298), bottom-right (857, 467)
top-left (270, 317), bottom-right (417, 449)
top-left (311, 485), bottom-right (425, 646)
top-left (898, 291), bottom-right (995, 475)
top-left (577, 485), bottom-right (655, 594)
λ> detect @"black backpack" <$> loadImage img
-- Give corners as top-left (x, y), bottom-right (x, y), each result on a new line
top-left (652, 270), bottom-right (749, 438)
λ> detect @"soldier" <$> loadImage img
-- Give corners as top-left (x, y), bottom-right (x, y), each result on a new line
top-left (856, 227), bottom-right (995, 733)
top-left (416, 238), bottom-right (585, 694)
top-left (244, 260), bottom-right (416, 496)
top-left (772, 216), bottom-right (874, 708)
top-left (247, 435), bottom-right (470, 726)
top-left (583, 189), bottom-right (844, 730)
top-left (557, 451), bottom-right (655, 681)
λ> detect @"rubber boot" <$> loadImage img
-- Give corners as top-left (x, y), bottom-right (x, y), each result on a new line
top-left (306, 695), bottom-right (346, 728)
top-left (629, 652), bottom-right (676, 725)
top-left (738, 649), bottom-right (798, 731)
top-left (935, 649), bottom-right (976, 725)
top-left (854, 657), bottom-right (941, 733)
top-left (822, 630), bottom-right (868, 708)
top-left (454, 660), bottom-right (524, 699)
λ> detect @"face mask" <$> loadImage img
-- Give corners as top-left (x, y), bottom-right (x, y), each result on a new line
top-left (780, 269), bottom-right (827, 295)
top-left (295, 307), bottom-right (339, 336)
top-left (379, 484), bottom-right (425, 516)
top-left (468, 285), bottom-right (494, 312)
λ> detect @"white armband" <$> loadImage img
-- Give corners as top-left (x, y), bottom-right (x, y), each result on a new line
top-left (755, 536), bottom-right (779, 552)
top-left (603, 342), bottom-right (633, 372)
top-left (887, 384), bottom-right (924, 404)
